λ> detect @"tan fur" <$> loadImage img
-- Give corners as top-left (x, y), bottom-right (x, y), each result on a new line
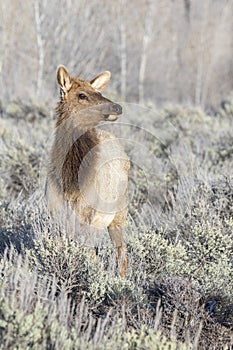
top-left (46, 66), bottom-right (130, 277)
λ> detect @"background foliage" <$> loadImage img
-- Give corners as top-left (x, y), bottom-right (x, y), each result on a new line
top-left (0, 0), bottom-right (233, 107)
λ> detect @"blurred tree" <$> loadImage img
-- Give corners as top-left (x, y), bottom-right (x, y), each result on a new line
top-left (138, 0), bottom-right (154, 104)
top-left (34, 0), bottom-right (44, 98)
top-left (0, 0), bottom-right (232, 108)
top-left (118, 0), bottom-right (127, 100)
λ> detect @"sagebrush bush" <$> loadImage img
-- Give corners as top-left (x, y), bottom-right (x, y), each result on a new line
top-left (27, 232), bottom-right (136, 309)
top-left (0, 100), bottom-right (233, 349)
top-left (0, 247), bottom-right (195, 350)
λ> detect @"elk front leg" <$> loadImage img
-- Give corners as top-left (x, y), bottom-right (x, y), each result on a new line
top-left (108, 223), bottom-right (127, 278)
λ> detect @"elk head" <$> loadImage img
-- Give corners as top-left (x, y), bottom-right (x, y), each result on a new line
top-left (56, 65), bottom-right (122, 129)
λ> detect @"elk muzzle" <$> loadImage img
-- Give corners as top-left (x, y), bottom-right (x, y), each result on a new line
top-left (103, 103), bottom-right (122, 121)
top-left (110, 103), bottom-right (122, 115)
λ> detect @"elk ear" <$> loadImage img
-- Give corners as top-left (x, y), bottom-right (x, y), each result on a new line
top-left (90, 71), bottom-right (111, 92)
top-left (57, 65), bottom-right (72, 92)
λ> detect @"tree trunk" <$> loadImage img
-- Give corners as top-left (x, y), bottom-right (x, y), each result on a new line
top-left (34, 0), bottom-right (44, 99)
top-left (139, 0), bottom-right (154, 105)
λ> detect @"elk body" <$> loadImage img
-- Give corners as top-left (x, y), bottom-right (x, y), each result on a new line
top-left (46, 66), bottom-right (130, 277)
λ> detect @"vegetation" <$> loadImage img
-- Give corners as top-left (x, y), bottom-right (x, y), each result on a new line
top-left (0, 98), bottom-right (232, 349)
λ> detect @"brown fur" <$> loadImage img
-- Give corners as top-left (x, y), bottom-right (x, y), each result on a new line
top-left (46, 66), bottom-right (129, 277)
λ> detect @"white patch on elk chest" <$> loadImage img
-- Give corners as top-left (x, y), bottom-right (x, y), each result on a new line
top-left (77, 131), bottom-right (129, 228)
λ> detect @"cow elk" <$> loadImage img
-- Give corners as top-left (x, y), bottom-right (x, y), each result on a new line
top-left (46, 65), bottom-right (130, 277)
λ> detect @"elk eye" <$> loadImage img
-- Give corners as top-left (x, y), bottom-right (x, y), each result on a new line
top-left (79, 93), bottom-right (87, 100)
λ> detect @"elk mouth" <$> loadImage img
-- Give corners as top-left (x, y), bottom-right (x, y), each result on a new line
top-left (103, 114), bottom-right (118, 121)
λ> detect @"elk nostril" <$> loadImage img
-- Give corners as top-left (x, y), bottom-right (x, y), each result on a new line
top-left (111, 103), bottom-right (122, 114)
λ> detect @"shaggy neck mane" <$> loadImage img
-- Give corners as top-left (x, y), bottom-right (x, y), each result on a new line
top-left (50, 102), bottom-right (100, 196)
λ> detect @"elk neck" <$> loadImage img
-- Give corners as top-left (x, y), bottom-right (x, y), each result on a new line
top-left (49, 102), bottom-right (100, 195)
